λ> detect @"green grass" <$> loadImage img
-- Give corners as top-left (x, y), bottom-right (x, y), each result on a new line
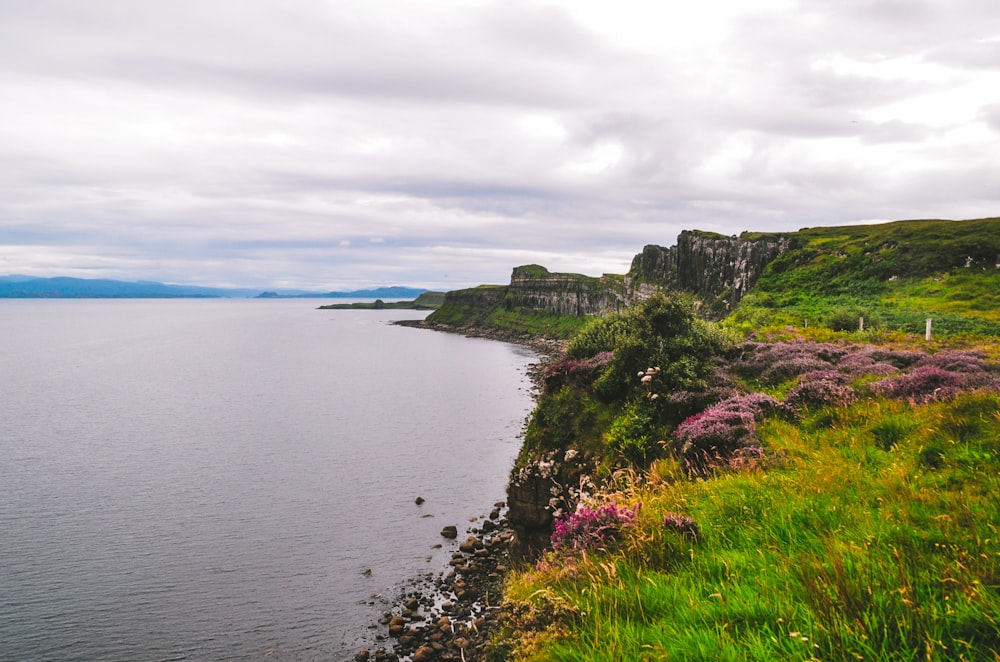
top-left (483, 307), bottom-right (591, 339)
top-left (727, 218), bottom-right (1000, 338)
top-left (496, 393), bottom-right (1000, 661)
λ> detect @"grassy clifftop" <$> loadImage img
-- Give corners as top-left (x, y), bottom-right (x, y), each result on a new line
top-left (483, 217), bottom-right (1000, 661)
top-left (728, 217), bottom-right (1000, 337)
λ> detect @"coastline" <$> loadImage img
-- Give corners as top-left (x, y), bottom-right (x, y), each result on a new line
top-left (394, 318), bottom-right (566, 359)
top-left (352, 321), bottom-right (560, 662)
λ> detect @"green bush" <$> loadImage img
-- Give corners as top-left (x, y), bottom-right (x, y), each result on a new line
top-left (825, 307), bottom-right (883, 332)
top-left (605, 400), bottom-right (660, 465)
top-left (590, 293), bottom-right (729, 403)
top-left (522, 385), bottom-right (610, 456)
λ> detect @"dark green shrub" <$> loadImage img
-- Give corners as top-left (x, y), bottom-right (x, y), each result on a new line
top-left (826, 307), bottom-right (883, 332)
top-left (523, 386), bottom-right (609, 455)
top-left (605, 400), bottom-right (660, 465)
top-left (589, 293), bottom-right (728, 403)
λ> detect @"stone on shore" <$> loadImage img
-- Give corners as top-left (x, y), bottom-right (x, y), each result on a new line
top-left (440, 525), bottom-right (458, 539)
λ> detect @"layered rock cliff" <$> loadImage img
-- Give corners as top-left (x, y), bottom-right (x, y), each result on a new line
top-left (426, 230), bottom-right (793, 330)
top-left (507, 265), bottom-right (629, 317)
top-left (627, 230), bottom-right (794, 317)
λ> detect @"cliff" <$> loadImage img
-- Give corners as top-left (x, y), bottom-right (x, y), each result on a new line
top-left (424, 266), bottom-right (630, 338)
top-left (627, 230), bottom-right (794, 317)
top-left (426, 230), bottom-right (793, 332)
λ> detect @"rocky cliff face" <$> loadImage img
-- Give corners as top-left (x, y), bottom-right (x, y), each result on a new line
top-left (506, 265), bottom-right (629, 317)
top-left (628, 230), bottom-right (794, 317)
top-left (429, 231), bottom-right (793, 330)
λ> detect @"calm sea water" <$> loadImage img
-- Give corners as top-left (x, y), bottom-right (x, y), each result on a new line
top-left (0, 299), bottom-right (537, 660)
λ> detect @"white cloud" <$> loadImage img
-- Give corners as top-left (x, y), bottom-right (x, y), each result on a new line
top-left (0, 0), bottom-right (998, 290)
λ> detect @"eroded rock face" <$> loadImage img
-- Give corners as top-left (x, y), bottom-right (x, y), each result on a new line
top-left (429, 231), bottom-right (793, 329)
top-left (628, 231), bottom-right (793, 317)
top-left (505, 265), bottom-right (629, 317)
top-left (506, 450), bottom-right (596, 560)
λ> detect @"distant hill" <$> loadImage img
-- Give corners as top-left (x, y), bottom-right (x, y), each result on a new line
top-left (0, 276), bottom-right (251, 298)
top-left (0, 276), bottom-right (429, 300)
top-left (264, 286), bottom-right (430, 299)
top-left (318, 291), bottom-right (445, 310)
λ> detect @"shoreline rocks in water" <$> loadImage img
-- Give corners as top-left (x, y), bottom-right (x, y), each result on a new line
top-left (355, 502), bottom-right (515, 662)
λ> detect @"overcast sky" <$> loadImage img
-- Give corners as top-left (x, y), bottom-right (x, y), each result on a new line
top-left (1, 0), bottom-right (998, 291)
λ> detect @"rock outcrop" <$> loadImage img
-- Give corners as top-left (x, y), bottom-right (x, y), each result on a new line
top-left (506, 265), bottom-right (629, 317)
top-left (506, 449), bottom-right (597, 560)
top-left (627, 230), bottom-right (794, 317)
top-left (426, 230), bottom-right (794, 329)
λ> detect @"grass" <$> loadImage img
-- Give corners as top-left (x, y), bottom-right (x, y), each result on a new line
top-left (496, 393), bottom-right (1000, 661)
top-left (726, 218), bottom-right (1000, 338)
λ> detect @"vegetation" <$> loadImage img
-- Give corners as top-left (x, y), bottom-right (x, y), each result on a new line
top-left (726, 218), bottom-right (1000, 337)
top-left (522, 294), bottom-right (730, 466)
top-left (490, 218), bottom-right (1000, 660)
top-left (317, 291), bottom-right (445, 310)
top-left (411, 218), bottom-right (1000, 659)
top-left (497, 391), bottom-right (1000, 660)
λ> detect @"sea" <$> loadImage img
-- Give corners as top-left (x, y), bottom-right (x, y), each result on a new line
top-left (0, 299), bottom-right (539, 661)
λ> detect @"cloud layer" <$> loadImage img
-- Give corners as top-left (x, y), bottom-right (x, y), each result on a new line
top-left (2, 0), bottom-right (998, 290)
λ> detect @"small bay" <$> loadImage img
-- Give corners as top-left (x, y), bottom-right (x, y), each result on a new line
top-left (0, 299), bottom-right (537, 660)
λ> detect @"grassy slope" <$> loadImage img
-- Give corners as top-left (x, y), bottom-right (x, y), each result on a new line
top-left (727, 217), bottom-right (1000, 337)
top-left (500, 392), bottom-right (1000, 660)
top-left (495, 218), bottom-right (1000, 661)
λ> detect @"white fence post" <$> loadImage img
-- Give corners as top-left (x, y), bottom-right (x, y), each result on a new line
top-left (926, 318), bottom-right (932, 341)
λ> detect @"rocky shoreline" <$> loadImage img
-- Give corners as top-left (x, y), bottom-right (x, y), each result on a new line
top-left (353, 502), bottom-right (517, 662)
top-left (393, 319), bottom-right (566, 360)
top-left (348, 321), bottom-right (564, 662)
top-left (346, 320), bottom-right (572, 662)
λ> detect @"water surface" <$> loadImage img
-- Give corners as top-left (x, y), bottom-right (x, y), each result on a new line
top-left (0, 299), bottom-right (537, 660)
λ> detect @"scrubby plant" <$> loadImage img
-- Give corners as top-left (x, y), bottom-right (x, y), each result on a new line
top-left (566, 313), bottom-right (636, 359)
top-left (730, 341), bottom-right (838, 384)
top-left (522, 385), bottom-right (611, 456)
top-left (541, 351), bottom-right (614, 393)
top-left (550, 502), bottom-right (640, 551)
top-left (914, 348), bottom-right (991, 374)
top-left (671, 393), bottom-right (781, 474)
top-left (605, 400), bottom-right (659, 465)
top-left (526, 293), bottom-right (731, 466)
top-left (661, 512), bottom-right (701, 541)
top-left (784, 370), bottom-right (856, 409)
top-left (825, 306), bottom-right (883, 332)
top-left (871, 365), bottom-right (973, 403)
top-left (578, 293), bottom-right (729, 403)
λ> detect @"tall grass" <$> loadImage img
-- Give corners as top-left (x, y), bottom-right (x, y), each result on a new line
top-left (496, 393), bottom-right (1000, 660)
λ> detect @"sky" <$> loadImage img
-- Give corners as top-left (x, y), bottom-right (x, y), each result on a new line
top-left (1, 0), bottom-right (999, 291)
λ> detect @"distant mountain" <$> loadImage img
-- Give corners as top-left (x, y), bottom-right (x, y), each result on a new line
top-left (317, 286), bottom-right (428, 299)
top-left (255, 286), bottom-right (429, 299)
top-left (0, 276), bottom-right (251, 298)
top-left (0, 276), bottom-right (430, 299)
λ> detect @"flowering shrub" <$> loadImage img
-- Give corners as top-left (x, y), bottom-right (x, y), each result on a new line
top-left (914, 350), bottom-right (990, 374)
top-left (837, 346), bottom-right (921, 374)
top-left (662, 512), bottom-right (701, 541)
top-left (871, 365), bottom-right (972, 403)
top-left (542, 351), bottom-right (614, 392)
top-left (785, 370), bottom-right (856, 409)
top-left (664, 386), bottom-right (739, 426)
top-left (730, 341), bottom-right (932, 384)
top-left (672, 394), bottom-right (781, 473)
top-left (551, 503), bottom-right (639, 551)
top-left (730, 341), bottom-right (837, 384)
